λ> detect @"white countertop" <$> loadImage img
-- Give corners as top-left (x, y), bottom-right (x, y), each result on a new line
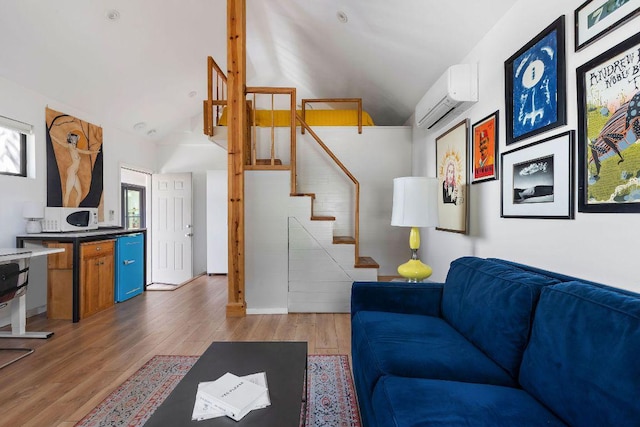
top-left (0, 247), bottom-right (65, 263)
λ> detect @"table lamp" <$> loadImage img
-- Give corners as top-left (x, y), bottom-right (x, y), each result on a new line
top-left (22, 201), bottom-right (44, 234)
top-left (391, 177), bottom-right (438, 282)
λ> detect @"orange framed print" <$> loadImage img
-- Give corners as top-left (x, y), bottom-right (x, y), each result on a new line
top-left (471, 111), bottom-right (499, 183)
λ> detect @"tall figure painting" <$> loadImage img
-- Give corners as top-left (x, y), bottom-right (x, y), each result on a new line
top-left (46, 107), bottom-right (104, 218)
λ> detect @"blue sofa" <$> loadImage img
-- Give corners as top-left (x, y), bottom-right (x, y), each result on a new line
top-left (351, 256), bottom-right (640, 426)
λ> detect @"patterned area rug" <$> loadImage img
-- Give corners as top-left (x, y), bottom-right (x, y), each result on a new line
top-left (75, 354), bottom-right (361, 427)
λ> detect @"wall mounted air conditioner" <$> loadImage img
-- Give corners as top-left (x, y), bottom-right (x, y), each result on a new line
top-left (415, 63), bottom-right (478, 129)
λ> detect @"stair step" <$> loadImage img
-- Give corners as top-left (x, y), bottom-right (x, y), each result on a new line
top-left (310, 215), bottom-right (336, 221)
top-left (333, 236), bottom-right (355, 244)
top-left (291, 192), bottom-right (315, 199)
top-left (355, 256), bottom-right (380, 269)
top-left (255, 158), bottom-right (283, 165)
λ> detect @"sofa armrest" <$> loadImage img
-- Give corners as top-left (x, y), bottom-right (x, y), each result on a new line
top-left (351, 281), bottom-right (444, 318)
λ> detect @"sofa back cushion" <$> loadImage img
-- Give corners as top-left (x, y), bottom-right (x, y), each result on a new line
top-left (489, 258), bottom-right (640, 297)
top-left (519, 281), bottom-right (640, 425)
top-left (442, 257), bottom-right (559, 378)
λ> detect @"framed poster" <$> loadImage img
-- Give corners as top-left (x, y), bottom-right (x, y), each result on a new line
top-left (436, 119), bottom-right (469, 234)
top-left (471, 111), bottom-right (499, 183)
top-left (576, 31), bottom-right (640, 213)
top-left (504, 16), bottom-right (566, 145)
top-left (575, 0), bottom-right (640, 51)
top-left (501, 131), bottom-right (575, 219)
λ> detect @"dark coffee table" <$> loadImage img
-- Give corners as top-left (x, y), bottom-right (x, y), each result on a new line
top-left (144, 341), bottom-right (308, 426)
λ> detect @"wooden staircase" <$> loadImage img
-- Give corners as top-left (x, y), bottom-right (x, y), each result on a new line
top-left (292, 192), bottom-right (379, 270)
top-left (203, 55), bottom-right (378, 312)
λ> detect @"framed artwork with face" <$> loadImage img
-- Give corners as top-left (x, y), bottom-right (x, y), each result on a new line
top-left (436, 119), bottom-right (469, 234)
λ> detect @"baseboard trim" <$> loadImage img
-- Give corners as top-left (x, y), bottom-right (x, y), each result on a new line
top-left (246, 307), bottom-right (288, 315)
top-left (27, 305), bottom-right (47, 318)
top-left (0, 305), bottom-right (46, 328)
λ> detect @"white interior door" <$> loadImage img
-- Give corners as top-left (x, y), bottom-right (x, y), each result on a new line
top-left (151, 173), bottom-right (193, 284)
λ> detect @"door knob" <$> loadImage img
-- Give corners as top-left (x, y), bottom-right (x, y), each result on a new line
top-left (185, 233), bottom-right (194, 237)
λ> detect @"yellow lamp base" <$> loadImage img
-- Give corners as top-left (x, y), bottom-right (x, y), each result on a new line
top-left (397, 259), bottom-right (432, 282)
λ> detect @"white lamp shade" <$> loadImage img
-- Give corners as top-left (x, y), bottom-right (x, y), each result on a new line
top-left (391, 177), bottom-right (438, 228)
top-left (22, 201), bottom-right (44, 219)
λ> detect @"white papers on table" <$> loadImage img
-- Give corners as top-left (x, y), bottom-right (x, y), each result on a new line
top-left (192, 372), bottom-right (270, 421)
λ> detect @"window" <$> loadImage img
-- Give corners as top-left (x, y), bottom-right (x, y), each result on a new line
top-left (121, 184), bottom-right (146, 229)
top-left (0, 115), bottom-right (32, 177)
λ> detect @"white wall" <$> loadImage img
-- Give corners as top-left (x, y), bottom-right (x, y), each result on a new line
top-left (414, 0), bottom-right (640, 292)
top-left (206, 170), bottom-right (228, 274)
top-left (155, 136), bottom-right (228, 275)
top-left (250, 125), bottom-right (413, 275)
top-left (245, 170), bottom-right (290, 312)
top-left (241, 125), bottom-right (414, 312)
top-left (0, 75), bottom-right (156, 325)
top-left (303, 127), bottom-right (413, 275)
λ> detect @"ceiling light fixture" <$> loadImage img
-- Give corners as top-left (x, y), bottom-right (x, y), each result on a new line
top-left (106, 9), bottom-right (120, 21)
top-left (133, 122), bottom-right (146, 131)
top-left (336, 10), bottom-right (348, 24)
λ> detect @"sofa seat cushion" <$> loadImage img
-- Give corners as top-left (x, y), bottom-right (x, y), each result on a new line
top-left (442, 257), bottom-right (559, 378)
top-left (352, 310), bottom-right (517, 398)
top-left (372, 376), bottom-right (566, 427)
top-left (520, 281), bottom-right (640, 426)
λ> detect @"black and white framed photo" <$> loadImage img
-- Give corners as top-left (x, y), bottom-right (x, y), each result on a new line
top-left (575, 0), bottom-right (640, 51)
top-left (501, 130), bottom-right (575, 219)
top-left (576, 31), bottom-right (640, 213)
top-left (504, 16), bottom-right (566, 145)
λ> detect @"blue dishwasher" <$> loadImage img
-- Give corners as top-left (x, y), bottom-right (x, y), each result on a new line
top-left (115, 233), bottom-right (144, 302)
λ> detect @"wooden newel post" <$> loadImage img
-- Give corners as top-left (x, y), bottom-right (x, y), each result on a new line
top-left (226, 0), bottom-right (247, 317)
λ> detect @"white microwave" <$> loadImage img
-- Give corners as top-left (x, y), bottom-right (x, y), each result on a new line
top-left (42, 207), bottom-right (99, 232)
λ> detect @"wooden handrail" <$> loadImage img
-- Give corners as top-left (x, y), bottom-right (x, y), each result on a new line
top-left (204, 65), bottom-right (362, 262)
top-left (301, 98), bottom-right (363, 134)
top-left (204, 56), bottom-right (228, 136)
top-left (296, 113), bottom-right (360, 263)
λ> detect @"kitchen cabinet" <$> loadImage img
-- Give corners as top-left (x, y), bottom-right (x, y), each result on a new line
top-left (44, 242), bottom-right (73, 319)
top-left (79, 240), bottom-right (114, 319)
top-left (17, 228), bottom-right (146, 322)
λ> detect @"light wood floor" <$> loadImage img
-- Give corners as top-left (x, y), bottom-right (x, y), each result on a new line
top-left (0, 275), bottom-right (352, 427)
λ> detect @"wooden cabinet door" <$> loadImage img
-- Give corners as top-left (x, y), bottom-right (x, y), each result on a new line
top-left (97, 254), bottom-right (114, 310)
top-left (80, 240), bottom-right (115, 319)
top-left (80, 254), bottom-right (101, 318)
top-left (45, 242), bottom-right (74, 320)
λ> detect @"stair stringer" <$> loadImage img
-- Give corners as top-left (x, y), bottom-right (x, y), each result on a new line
top-left (288, 196), bottom-right (377, 313)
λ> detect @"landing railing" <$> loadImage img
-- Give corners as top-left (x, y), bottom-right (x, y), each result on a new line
top-left (245, 87), bottom-right (296, 189)
top-left (301, 98), bottom-right (363, 134)
top-left (202, 55), bottom-right (363, 264)
top-left (203, 56), bottom-right (227, 136)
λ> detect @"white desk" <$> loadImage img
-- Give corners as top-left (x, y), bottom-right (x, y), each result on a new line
top-left (0, 247), bottom-right (64, 339)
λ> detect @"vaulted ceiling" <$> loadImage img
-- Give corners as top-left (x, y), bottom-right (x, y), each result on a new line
top-left (0, 0), bottom-right (517, 141)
